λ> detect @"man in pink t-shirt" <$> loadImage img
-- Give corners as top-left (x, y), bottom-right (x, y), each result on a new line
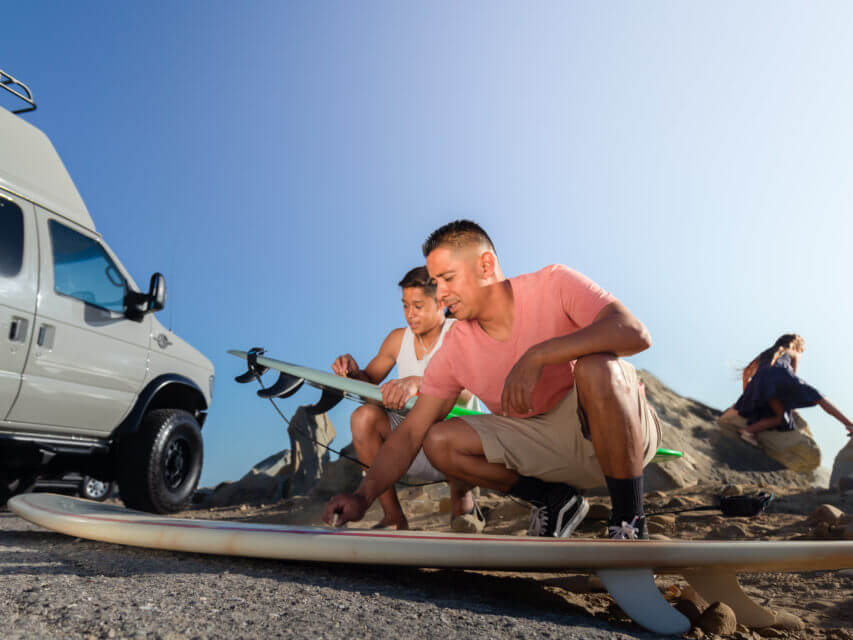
top-left (325, 220), bottom-right (661, 540)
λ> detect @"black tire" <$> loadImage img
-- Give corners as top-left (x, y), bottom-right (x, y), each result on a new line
top-left (0, 472), bottom-right (37, 507)
top-left (79, 475), bottom-right (113, 501)
top-left (118, 409), bottom-right (203, 514)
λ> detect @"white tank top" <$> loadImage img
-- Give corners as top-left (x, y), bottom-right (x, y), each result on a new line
top-left (396, 319), bottom-right (454, 378)
top-left (396, 320), bottom-right (481, 411)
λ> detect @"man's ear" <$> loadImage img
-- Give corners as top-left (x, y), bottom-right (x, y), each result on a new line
top-left (479, 250), bottom-right (497, 279)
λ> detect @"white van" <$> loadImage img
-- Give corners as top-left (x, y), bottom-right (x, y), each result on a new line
top-left (0, 70), bottom-right (213, 513)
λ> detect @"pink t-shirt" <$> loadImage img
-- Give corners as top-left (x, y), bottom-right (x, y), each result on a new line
top-left (421, 265), bottom-right (616, 417)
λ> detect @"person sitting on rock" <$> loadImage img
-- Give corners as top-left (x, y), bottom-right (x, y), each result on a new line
top-left (720, 334), bottom-right (853, 446)
top-left (325, 220), bottom-right (661, 540)
top-left (331, 266), bottom-right (482, 531)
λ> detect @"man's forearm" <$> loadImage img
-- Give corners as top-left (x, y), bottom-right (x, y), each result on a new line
top-left (531, 311), bottom-right (651, 367)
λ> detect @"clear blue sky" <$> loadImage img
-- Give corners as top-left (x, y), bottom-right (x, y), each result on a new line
top-left (4, 2), bottom-right (852, 486)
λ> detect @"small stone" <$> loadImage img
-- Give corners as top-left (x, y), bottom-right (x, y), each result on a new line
top-left (756, 627), bottom-right (784, 638)
top-left (722, 484), bottom-right (745, 497)
top-left (808, 504), bottom-right (844, 526)
top-left (647, 514), bottom-right (676, 534)
top-left (695, 601), bottom-right (737, 635)
top-left (769, 610), bottom-right (805, 630)
top-left (647, 521), bottom-right (668, 535)
top-left (450, 511), bottom-right (485, 534)
top-left (674, 598), bottom-right (704, 624)
top-left (586, 503), bottom-right (611, 520)
top-left (717, 523), bottom-right (749, 539)
top-left (681, 585), bottom-right (710, 609)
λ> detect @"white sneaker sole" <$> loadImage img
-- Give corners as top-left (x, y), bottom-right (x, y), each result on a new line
top-left (554, 496), bottom-right (589, 538)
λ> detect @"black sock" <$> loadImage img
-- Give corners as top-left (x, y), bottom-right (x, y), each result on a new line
top-left (508, 476), bottom-right (552, 503)
top-left (605, 475), bottom-right (644, 523)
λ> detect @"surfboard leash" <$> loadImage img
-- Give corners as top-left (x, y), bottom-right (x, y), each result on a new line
top-left (251, 373), bottom-right (442, 488)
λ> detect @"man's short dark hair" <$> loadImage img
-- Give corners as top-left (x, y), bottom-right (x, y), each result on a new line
top-left (422, 219), bottom-right (496, 258)
top-left (398, 266), bottom-right (436, 298)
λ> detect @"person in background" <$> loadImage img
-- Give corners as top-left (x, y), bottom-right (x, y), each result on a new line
top-left (721, 333), bottom-right (853, 446)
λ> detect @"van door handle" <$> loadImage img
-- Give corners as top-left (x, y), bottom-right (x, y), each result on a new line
top-left (9, 317), bottom-right (29, 342)
top-left (37, 324), bottom-right (56, 349)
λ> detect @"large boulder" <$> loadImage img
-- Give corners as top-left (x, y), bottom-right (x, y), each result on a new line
top-left (205, 449), bottom-right (291, 506)
top-left (312, 443), bottom-right (364, 498)
top-left (752, 412), bottom-right (821, 473)
top-left (830, 437), bottom-right (853, 491)
top-left (287, 406), bottom-right (336, 497)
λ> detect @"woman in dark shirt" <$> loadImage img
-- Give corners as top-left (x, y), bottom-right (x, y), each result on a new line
top-left (721, 334), bottom-right (853, 445)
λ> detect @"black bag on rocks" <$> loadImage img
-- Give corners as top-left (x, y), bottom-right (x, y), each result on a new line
top-left (718, 492), bottom-right (774, 517)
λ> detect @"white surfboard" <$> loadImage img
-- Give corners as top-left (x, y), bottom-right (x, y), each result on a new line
top-left (10, 493), bottom-right (853, 634)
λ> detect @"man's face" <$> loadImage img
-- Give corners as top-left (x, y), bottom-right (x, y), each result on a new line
top-left (401, 287), bottom-right (443, 334)
top-left (426, 246), bottom-right (483, 321)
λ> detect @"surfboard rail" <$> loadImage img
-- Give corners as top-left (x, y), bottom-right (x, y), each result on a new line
top-left (10, 493), bottom-right (853, 635)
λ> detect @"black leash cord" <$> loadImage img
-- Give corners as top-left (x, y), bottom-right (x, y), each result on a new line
top-left (254, 375), bottom-right (441, 488)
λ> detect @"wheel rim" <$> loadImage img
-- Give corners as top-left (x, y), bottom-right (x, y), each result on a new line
top-left (163, 436), bottom-right (191, 491)
top-left (84, 478), bottom-right (109, 499)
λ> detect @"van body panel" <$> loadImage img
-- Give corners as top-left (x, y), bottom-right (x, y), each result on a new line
top-left (0, 107), bottom-right (94, 232)
top-left (148, 316), bottom-right (213, 408)
top-left (0, 190), bottom-right (39, 418)
top-left (7, 207), bottom-right (151, 434)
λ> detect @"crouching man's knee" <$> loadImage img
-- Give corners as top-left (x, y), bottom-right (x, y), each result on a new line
top-left (350, 404), bottom-right (385, 442)
top-left (422, 420), bottom-right (454, 465)
top-left (574, 353), bottom-right (629, 401)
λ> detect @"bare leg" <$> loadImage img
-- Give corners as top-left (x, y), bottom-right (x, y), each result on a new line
top-left (422, 418), bottom-right (519, 491)
top-left (741, 398), bottom-right (785, 434)
top-left (350, 404), bottom-right (408, 529)
top-left (818, 398), bottom-right (853, 433)
top-left (720, 406), bottom-right (741, 422)
top-left (448, 478), bottom-right (475, 517)
top-left (574, 354), bottom-right (643, 479)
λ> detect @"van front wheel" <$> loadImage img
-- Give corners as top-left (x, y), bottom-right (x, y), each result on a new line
top-left (118, 409), bottom-right (203, 514)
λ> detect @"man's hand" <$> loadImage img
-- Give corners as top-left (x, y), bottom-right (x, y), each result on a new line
top-left (332, 354), bottom-right (359, 378)
top-left (500, 348), bottom-right (543, 416)
top-left (380, 376), bottom-right (421, 410)
top-left (323, 493), bottom-right (369, 527)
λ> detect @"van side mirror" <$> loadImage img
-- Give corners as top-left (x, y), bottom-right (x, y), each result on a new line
top-left (148, 273), bottom-right (166, 312)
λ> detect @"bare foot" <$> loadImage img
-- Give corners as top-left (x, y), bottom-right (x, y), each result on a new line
top-left (449, 488), bottom-right (475, 517)
top-left (739, 430), bottom-right (759, 447)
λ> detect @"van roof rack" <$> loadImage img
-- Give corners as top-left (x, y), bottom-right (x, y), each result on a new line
top-left (0, 69), bottom-right (36, 113)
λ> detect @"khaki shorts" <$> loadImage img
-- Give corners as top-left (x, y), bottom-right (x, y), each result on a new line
top-left (459, 360), bottom-right (661, 489)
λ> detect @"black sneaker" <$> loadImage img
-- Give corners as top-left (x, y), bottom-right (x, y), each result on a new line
top-left (526, 485), bottom-right (589, 538)
top-left (607, 515), bottom-right (648, 540)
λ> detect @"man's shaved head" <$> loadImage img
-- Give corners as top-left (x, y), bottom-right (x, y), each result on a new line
top-left (422, 220), bottom-right (496, 258)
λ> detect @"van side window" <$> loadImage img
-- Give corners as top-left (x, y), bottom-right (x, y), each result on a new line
top-left (0, 197), bottom-right (24, 278)
top-left (48, 220), bottom-right (127, 313)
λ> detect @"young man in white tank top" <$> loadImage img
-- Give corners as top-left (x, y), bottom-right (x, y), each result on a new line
top-left (332, 267), bottom-right (480, 530)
